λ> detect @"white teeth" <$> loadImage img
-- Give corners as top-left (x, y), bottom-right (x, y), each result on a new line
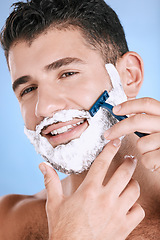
top-left (50, 120), bottom-right (85, 136)
top-left (53, 129), bottom-right (58, 135)
top-left (77, 120), bottom-right (84, 125)
top-left (58, 126), bottom-right (68, 134)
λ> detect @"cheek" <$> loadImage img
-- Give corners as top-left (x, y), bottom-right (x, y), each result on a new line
top-left (20, 101), bottom-right (37, 130)
top-left (64, 71), bottom-right (111, 111)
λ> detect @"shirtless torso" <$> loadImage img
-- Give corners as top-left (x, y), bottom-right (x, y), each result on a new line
top-left (1, 174), bottom-right (160, 240)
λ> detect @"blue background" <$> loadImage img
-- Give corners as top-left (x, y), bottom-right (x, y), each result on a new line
top-left (0, 0), bottom-right (160, 196)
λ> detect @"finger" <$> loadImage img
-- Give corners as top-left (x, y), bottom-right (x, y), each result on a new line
top-left (125, 203), bottom-right (145, 238)
top-left (127, 203), bottom-right (145, 227)
top-left (83, 139), bottom-right (121, 186)
top-left (39, 162), bottom-right (63, 208)
top-left (119, 179), bottom-right (140, 214)
top-left (106, 156), bottom-right (137, 197)
top-left (141, 148), bottom-right (160, 171)
top-left (104, 114), bottom-right (160, 140)
top-left (137, 133), bottom-right (160, 154)
top-left (113, 98), bottom-right (160, 116)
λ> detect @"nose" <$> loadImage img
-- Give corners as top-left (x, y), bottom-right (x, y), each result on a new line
top-left (35, 84), bottom-right (67, 118)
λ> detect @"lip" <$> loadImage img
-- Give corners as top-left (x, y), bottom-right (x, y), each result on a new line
top-left (42, 118), bottom-right (87, 135)
top-left (42, 118), bottom-right (89, 147)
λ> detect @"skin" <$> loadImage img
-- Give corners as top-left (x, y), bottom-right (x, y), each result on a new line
top-left (41, 141), bottom-right (144, 240)
top-left (10, 30), bottom-right (111, 131)
top-left (107, 99), bottom-right (160, 171)
top-left (0, 28), bottom-right (160, 239)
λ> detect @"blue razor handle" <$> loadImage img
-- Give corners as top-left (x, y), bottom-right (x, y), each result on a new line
top-left (89, 90), bottom-right (109, 117)
top-left (89, 91), bottom-right (149, 138)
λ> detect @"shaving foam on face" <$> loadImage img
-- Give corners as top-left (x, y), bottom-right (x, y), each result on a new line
top-left (24, 63), bottom-right (127, 174)
top-left (105, 63), bottom-right (127, 105)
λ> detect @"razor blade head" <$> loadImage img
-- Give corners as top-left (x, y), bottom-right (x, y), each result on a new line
top-left (89, 90), bottom-right (109, 117)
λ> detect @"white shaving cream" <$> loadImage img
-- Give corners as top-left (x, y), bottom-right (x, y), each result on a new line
top-left (24, 64), bottom-right (127, 174)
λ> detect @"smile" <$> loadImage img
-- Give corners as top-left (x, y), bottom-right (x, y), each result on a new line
top-left (50, 120), bottom-right (85, 136)
top-left (41, 118), bottom-right (88, 147)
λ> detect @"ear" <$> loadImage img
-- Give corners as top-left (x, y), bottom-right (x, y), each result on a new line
top-left (116, 52), bottom-right (144, 99)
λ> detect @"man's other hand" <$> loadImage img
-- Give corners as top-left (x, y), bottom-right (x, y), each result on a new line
top-left (39, 139), bottom-right (144, 240)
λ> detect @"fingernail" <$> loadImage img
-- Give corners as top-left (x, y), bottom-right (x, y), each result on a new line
top-left (104, 129), bottom-right (111, 139)
top-left (43, 161), bottom-right (53, 169)
top-left (113, 104), bottom-right (121, 113)
top-left (112, 138), bottom-right (121, 147)
top-left (39, 164), bottom-right (47, 175)
top-left (124, 155), bottom-right (137, 163)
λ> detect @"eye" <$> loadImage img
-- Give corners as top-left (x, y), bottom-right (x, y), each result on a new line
top-left (60, 71), bottom-right (78, 78)
top-left (21, 86), bottom-right (37, 97)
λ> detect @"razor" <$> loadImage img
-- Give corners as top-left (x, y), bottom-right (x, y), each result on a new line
top-left (89, 90), bottom-right (148, 138)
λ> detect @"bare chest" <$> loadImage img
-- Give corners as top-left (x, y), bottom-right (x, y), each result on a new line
top-left (126, 218), bottom-right (160, 240)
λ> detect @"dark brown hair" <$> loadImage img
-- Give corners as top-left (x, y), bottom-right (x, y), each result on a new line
top-left (0, 0), bottom-right (129, 64)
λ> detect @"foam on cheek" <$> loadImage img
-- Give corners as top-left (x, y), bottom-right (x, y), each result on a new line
top-left (36, 110), bottom-right (90, 135)
top-left (24, 63), bottom-right (127, 174)
top-left (105, 63), bottom-right (127, 106)
top-left (25, 108), bottom-right (114, 174)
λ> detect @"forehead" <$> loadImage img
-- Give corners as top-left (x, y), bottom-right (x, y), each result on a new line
top-left (8, 28), bottom-right (103, 82)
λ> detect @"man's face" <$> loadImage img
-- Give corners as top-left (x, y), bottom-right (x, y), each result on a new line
top-left (9, 29), bottom-right (112, 148)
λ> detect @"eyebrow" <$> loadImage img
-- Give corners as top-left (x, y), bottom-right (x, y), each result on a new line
top-left (12, 76), bottom-right (30, 92)
top-left (45, 57), bottom-right (85, 71)
top-left (12, 57), bottom-right (85, 92)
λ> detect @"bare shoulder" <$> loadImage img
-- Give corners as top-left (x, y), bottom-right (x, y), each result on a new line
top-left (0, 192), bottom-right (48, 240)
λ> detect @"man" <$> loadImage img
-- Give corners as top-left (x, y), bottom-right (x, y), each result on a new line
top-left (0, 0), bottom-right (160, 239)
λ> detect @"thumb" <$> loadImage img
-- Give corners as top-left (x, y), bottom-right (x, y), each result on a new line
top-left (39, 162), bottom-right (63, 206)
